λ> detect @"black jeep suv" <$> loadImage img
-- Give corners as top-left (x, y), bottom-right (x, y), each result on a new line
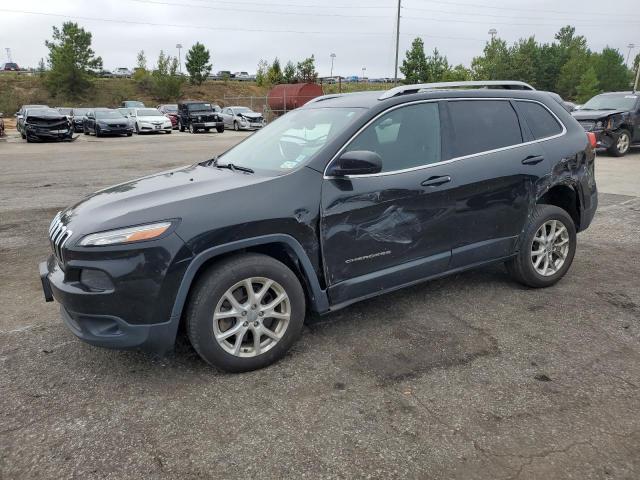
top-left (572, 91), bottom-right (640, 156)
top-left (40, 81), bottom-right (598, 372)
top-left (178, 100), bottom-right (224, 133)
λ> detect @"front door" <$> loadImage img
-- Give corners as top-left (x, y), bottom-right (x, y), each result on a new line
top-left (320, 101), bottom-right (455, 305)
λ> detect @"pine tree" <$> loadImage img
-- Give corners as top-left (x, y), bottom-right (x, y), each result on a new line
top-left (283, 61), bottom-right (297, 83)
top-left (576, 67), bottom-right (600, 103)
top-left (267, 58), bottom-right (283, 84)
top-left (185, 42), bottom-right (212, 85)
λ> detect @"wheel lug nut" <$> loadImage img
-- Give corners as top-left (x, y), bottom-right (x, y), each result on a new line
top-left (251, 304), bottom-right (257, 310)
top-left (241, 311), bottom-right (247, 316)
top-left (243, 321), bottom-right (248, 327)
top-left (254, 321), bottom-right (259, 327)
top-left (258, 311), bottom-right (264, 317)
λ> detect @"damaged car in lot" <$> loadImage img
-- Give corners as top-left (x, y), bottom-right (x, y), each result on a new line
top-left (20, 107), bottom-right (74, 142)
top-left (40, 81), bottom-right (598, 372)
top-left (221, 106), bottom-right (265, 131)
top-left (571, 91), bottom-right (640, 156)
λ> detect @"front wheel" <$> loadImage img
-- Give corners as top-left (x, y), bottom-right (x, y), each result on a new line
top-left (506, 204), bottom-right (576, 288)
top-left (216, 125), bottom-right (224, 133)
top-left (189, 123), bottom-right (197, 134)
top-left (186, 253), bottom-right (306, 372)
top-left (608, 129), bottom-right (631, 157)
top-left (179, 120), bottom-right (185, 132)
top-left (233, 121), bottom-right (239, 131)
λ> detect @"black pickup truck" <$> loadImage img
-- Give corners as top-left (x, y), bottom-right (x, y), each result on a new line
top-left (572, 91), bottom-right (640, 156)
top-left (177, 100), bottom-right (224, 133)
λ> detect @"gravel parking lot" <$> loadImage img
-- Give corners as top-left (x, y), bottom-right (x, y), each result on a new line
top-left (1, 131), bottom-right (639, 479)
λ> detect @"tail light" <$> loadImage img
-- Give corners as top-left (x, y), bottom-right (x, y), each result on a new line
top-left (586, 132), bottom-right (597, 148)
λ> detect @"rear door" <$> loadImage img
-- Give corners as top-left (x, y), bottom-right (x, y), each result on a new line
top-left (321, 101), bottom-right (455, 304)
top-left (443, 99), bottom-right (551, 268)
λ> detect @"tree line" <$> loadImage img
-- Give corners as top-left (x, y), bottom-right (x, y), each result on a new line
top-left (401, 25), bottom-right (639, 102)
top-left (255, 56), bottom-right (318, 87)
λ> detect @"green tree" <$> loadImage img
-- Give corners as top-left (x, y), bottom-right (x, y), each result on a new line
top-left (255, 59), bottom-right (269, 86)
top-left (593, 47), bottom-right (630, 91)
top-left (44, 22), bottom-right (103, 98)
top-left (133, 50), bottom-right (149, 86)
top-left (283, 60), bottom-right (297, 83)
top-left (557, 48), bottom-right (591, 99)
top-left (185, 42), bottom-right (212, 85)
top-left (267, 58), bottom-right (283, 84)
top-left (37, 58), bottom-right (46, 76)
top-left (400, 37), bottom-right (428, 84)
top-left (442, 64), bottom-right (472, 81)
top-left (151, 50), bottom-right (184, 100)
top-left (508, 37), bottom-right (541, 86)
top-left (296, 55), bottom-right (318, 83)
top-left (136, 50), bottom-right (147, 71)
top-left (471, 38), bottom-right (511, 80)
top-left (425, 48), bottom-right (450, 82)
top-left (576, 67), bottom-right (600, 103)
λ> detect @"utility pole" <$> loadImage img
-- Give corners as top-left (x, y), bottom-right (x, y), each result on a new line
top-left (626, 43), bottom-right (635, 67)
top-left (330, 53), bottom-right (336, 78)
top-left (634, 62), bottom-right (640, 93)
top-left (393, 0), bottom-right (401, 85)
top-left (5, 48), bottom-right (13, 63)
top-left (176, 44), bottom-right (183, 73)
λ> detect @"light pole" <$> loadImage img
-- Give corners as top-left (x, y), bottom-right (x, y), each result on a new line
top-left (176, 43), bottom-right (183, 73)
top-left (626, 43), bottom-right (635, 67)
top-left (488, 28), bottom-right (497, 41)
top-left (393, 0), bottom-right (401, 86)
top-left (330, 53), bottom-right (336, 78)
top-left (362, 67), bottom-right (366, 83)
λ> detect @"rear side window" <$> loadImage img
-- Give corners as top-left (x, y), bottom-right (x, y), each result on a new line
top-left (516, 101), bottom-right (563, 139)
top-left (344, 102), bottom-right (441, 172)
top-left (448, 100), bottom-right (522, 157)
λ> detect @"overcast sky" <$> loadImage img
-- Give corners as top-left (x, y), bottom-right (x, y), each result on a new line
top-left (1, 0), bottom-right (639, 77)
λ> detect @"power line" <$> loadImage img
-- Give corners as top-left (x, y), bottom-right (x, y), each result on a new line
top-left (403, 14), bottom-right (640, 28)
top-left (123, 0), bottom-right (390, 18)
top-left (187, 0), bottom-right (394, 9)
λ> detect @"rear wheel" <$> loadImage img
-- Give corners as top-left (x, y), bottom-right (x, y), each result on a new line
top-left (506, 204), bottom-right (576, 288)
top-left (179, 120), bottom-right (185, 132)
top-left (608, 129), bottom-right (631, 157)
top-left (186, 254), bottom-right (306, 372)
top-left (135, 123), bottom-right (140, 134)
top-left (189, 123), bottom-right (197, 134)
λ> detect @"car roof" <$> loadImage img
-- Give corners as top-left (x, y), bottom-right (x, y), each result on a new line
top-left (301, 87), bottom-right (554, 110)
top-left (593, 91), bottom-right (636, 96)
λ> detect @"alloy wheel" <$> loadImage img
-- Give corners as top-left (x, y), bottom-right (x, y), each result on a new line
top-left (617, 132), bottom-right (630, 154)
top-left (213, 277), bottom-right (291, 358)
top-left (530, 219), bottom-right (570, 276)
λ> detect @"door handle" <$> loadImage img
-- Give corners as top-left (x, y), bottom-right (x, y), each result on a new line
top-left (421, 175), bottom-right (451, 187)
top-left (522, 155), bottom-right (544, 165)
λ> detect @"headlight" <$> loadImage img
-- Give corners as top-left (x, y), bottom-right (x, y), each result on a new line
top-left (79, 222), bottom-right (172, 246)
top-left (97, 121), bottom-right (108, 126)
top-left (595, 121), bottom-right (603, 129)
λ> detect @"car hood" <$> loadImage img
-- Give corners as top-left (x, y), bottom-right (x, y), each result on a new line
top-left (97, 118), bottom-right (128, 125)
top-left (238, 112), bottom-right (262, 119)
top-left (60, 164), bottom-right (272, 240)
top-left (137, 115), bottom-right (170, 123)
top-left (571, 109), bottom-right (627, 121)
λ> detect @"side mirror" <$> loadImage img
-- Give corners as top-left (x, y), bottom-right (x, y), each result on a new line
top-left (327, 150), bottom-right (383, 177)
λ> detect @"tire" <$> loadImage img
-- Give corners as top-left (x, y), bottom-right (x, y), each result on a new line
top-left (166, 129), bottom-right (172, 134)
top-left (83, 129), bottom-right (89, 135)
top-left (233, 121), bottom-right (239, 131)
top-left (608, 129), bottom-right (631, 157)
top-left (21, 133), bottom-right (26, 139)
top-left (506, 204), bottom-right (577, 288)
top-left (186, 253), bottom-right (306, 372)
top-left (179, 120), bottom-right (185, 132)
top-left (189, 123), bottom-right (197, 134)
top-left (204, 128), bottom-right (210, 133)
top-left (135, 123), bottom-right (140, 134)
top-left (216, 126), bottom-right (224, 133)
top-left (126, 132), bottom-right (132, 137)
top-left (95, 126), bottom-right (101, 137)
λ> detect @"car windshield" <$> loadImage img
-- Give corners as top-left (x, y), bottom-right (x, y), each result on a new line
top-left (73, 108), bottom-right (90, 115)
top-left (234, 107), bottom-right (251, 113)
top-left (27, 108), bottom-right (59, 117)
top-left (96, 110), bottom-right (124, 119)
top-left (581, 94), bottom-right (638, 111)
top-left (57, 108), bottom-right (72, 115)
top-left (162, 105), bottom-right (178, 112)
top-left (137, 109), bottom-right (163, 117)
top-left (218, 107), bottom-right (364, 174)
top-left (187, 103), bottom-right (213, 111)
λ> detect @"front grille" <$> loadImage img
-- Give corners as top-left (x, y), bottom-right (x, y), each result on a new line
top-left (49, 212), bottom-right (73, 264)
top-left (578, 121), bottom-right (595, 131)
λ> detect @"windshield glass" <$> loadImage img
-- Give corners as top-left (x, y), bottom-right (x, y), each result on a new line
top-left (162, 105), bottom-right (178, 112)
top-left (137, 109), bottom-right (163, 117)
top-left (234, 107), bottom-right (251, 113)
top-left (73, 108), bottom-right (90, 116)
top-left (57, 108), bottom-right (72, 115)
top-left (187, 103), bottom-right (213, 111)
top-left (581, 94), bottom-right (638, 111)
top-left (27, 108), bottom-right (60, 117)
top-left (96, 110), bottom-right (125, 119)
top-left (218, 107), bottom-right (364, 174)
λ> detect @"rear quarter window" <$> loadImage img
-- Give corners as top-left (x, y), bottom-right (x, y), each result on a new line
top-left (448, 100), bottom-right (523, 157)
top-left (516, 101), bottom-right (563, 139)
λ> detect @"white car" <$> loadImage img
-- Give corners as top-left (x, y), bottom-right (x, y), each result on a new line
top-left (113, 67), bottom-right (133, 78)
top-left (129, 108), bottom-right (173, 134)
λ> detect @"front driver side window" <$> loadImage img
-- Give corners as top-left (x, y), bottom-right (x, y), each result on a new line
top-left (343, 102), bottom-right (441, 172)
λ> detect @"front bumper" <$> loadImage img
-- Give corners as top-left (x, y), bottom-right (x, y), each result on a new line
top-left (99, 126), bottom-right (133, 135)
top-left (238, 121), bottom-right (264, 130)
top-left (26, 128), bottom-right (73, 141)
top-left (140, 123), bottom-right (172, 132)
top-left (192, 121), bottom-right (223, 129)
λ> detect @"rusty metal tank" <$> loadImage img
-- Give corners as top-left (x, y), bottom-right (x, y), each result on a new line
top-left (267, 83), bottom-right (323, 113)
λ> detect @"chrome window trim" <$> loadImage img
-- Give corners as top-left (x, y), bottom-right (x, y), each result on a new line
top-left (322, 97), bottom-right (567, 179)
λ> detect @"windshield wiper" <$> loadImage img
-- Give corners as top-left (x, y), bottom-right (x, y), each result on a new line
top-left (199, 155), bottom-right (219, 167)
top-left (216, 163), bottom-right (255, 174)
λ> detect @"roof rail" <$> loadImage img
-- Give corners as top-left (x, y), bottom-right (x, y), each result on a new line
top-left (378, 80), bottom-right (535, 100)
top-left (306, 94), bottom-right (344, 104)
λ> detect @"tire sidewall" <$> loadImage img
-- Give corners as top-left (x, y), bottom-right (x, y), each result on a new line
top-left (188, 255), bottom-right (306, 372)
top-left (518, 205), bottom-right (577, 287)
top-left (609, 129), bottom-right (630, 157)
